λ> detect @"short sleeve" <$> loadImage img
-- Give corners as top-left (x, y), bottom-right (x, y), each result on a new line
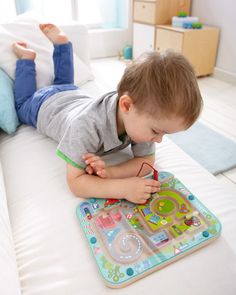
top-left (56, 118), bottom-right (101, 170)
top-left (131, 141), bottom-right (156, 157)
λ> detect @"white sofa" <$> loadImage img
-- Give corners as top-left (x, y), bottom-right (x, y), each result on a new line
top-left (0, 23), bottom-right (236, 295)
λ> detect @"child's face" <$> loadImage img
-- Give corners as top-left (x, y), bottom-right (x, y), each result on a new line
top-left (123, 106), bottom-right (187, 144)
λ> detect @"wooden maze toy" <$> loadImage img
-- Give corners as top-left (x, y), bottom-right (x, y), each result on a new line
top-left (76, 171), bottom-right (221, 288)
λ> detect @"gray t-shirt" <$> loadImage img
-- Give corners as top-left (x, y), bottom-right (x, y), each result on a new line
top-left (37, 89), bottom-right (155, 169)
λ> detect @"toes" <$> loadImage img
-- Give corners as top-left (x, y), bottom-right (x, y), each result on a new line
top-left (12, 41), bottom-right (27, 50)
top-left (17, 41), bottom-right (27, 48)
top-left (39, 24), bottom-right (49, 30)
top-left (38, 23), bottom-right (67, 44)
top-left (39, 23), bottom-right (54, 33)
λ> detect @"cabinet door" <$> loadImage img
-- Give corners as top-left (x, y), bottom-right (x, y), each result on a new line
top-left (182, 28), bottom-right (220, 76)
top-left (133, 1), bottom-right (156, 25)
top-left (155, 28), bottom-right (183, 53)
top-left (133, 23), bottom-right (155, 59)
top-left (133, 0), bottom-right (191, 25)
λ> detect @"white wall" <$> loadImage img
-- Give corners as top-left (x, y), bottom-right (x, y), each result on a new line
top-left (89, 28), bottom-right (132, 59)
top-left (191, 0), bottom-right (236, 76)
top-left (88, 0), bottom-right (133, 59)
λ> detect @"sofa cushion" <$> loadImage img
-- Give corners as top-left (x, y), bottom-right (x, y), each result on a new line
top-left (0, 12), bottom-right (94, 89)
top-left (0, 112), bottom-right (236, 294)
top-left (0, 69), bottom-right (19, 134)
top-left (0, 14), bottom-right (94, 136)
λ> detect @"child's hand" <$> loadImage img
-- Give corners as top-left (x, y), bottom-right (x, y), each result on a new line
top-left (83, 153), bottom-right (108, 178)
top-left (123, 177), bottom-right (161, 204)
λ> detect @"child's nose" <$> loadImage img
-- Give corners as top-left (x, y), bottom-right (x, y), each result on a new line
top-left (153, 134), bottom-right (163, 143)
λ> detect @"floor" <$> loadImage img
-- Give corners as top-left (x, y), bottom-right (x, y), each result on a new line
top-left (90, 58), bottom-right (236, 193)
top-left (197, 77), bottom-right (236, 193)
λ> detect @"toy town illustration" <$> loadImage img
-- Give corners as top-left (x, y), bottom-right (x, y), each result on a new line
top-left (76, 172), bottom-right (221, 287)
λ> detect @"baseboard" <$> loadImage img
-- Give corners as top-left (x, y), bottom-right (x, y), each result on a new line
top-left (213, 67), bottom-right (236, 85)
top-left (88, 28), bottom-right (132, 59)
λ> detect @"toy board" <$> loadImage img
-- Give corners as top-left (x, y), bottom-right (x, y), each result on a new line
top-left (76, 172), bottom-right (221, 288)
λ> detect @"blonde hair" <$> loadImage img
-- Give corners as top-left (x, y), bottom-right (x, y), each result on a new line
top-left (117, 50), bottom-right (203, 128)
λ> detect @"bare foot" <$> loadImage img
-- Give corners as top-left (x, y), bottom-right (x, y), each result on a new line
top-left (12, 42), bottom-right (36, 60)
top-left (39, 24), bottom-right (69, 44)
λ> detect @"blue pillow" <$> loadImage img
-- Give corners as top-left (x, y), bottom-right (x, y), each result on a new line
top-left (0, 69), bottom-right (20, 134)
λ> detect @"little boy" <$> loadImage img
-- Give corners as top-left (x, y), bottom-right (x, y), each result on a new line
top-left (13, 24), bottom-right (203, 204)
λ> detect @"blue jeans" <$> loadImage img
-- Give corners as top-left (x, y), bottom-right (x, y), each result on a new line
top-left (14, 42), bottom-right (78, 127)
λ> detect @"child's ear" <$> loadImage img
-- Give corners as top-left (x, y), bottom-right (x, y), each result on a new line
top-left (119, 95), bottom-right (134, 113)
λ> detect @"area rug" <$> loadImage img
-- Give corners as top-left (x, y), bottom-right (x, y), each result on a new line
top-left (168, 121), bottom-right (236, 175)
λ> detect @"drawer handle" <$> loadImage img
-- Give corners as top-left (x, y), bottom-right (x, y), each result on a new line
top-left (142, 5), bottom-right (146, 8)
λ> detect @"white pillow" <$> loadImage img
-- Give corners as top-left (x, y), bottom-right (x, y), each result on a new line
top-left (0, 13), bottom-right (94, 88)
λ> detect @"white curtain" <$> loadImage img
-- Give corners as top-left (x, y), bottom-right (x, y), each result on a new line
top-left (77, 0), bottom-right (118, 28)
top-left (0, 0), bottom-right (16, 23)
top-left (13, 0), bottom-right (126, 28)
top-left (15, 0), bottom-right (72, 22)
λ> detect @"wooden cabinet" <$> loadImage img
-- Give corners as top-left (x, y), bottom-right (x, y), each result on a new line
top-left (133, 0), bottom-right (191, 25)
top-left (132, 0), bottom-right (191, 59)
top-left (132, 0), bottom-right (220, 76)
top-left (155, 25), bottom-right (220, 76)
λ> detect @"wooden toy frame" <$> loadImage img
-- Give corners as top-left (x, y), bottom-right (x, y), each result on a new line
top-left (76, 172), bottom-right (221, 288)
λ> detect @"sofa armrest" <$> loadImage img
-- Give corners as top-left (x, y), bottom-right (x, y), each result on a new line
top-left (0, 161), bottom-right (21, 295)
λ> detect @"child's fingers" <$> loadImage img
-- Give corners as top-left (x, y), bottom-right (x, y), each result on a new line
top-left (83, 153), bottom-right (95, 159)
top-left (85, 156), bottom-right (102, 165)
top-left (144, 179), bottom-right (161, 188)
top-left (82, 153), bottom-right (96, 161)
top-left (137, 195), bottom-right (150, 204)
top-left (83, 153), bottom-right (107, 178)
top-left (85, 165), bottom-right (93, 175)
top-left (97, 169), bottom-right (107, 178)
top-left (90, 160), bottom-right (105, 169)
top-left (145, 185), bottom-right (159, 194)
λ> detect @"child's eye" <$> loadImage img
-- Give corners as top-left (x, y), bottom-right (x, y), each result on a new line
top-left (152, 129), bottom-right (159, 135)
